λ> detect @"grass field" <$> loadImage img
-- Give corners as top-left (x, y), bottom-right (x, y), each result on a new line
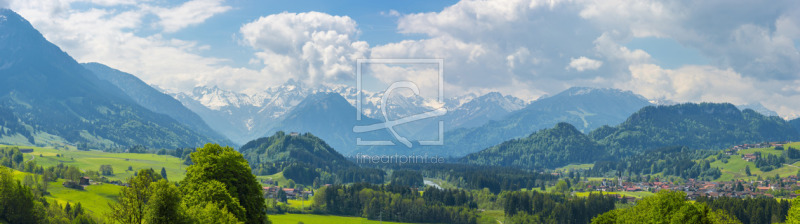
top-left (10, 169), bottom-right (121, 217)
top-left (257, 172), bottom-right (297, 188)
top-left (268, 214), bottom-right (412, 224)
top-left (285, 197), bottom-right (314, 210)
top-left (479, 210), bottom-right (504, 224)
top-left (47, 179), bottom-right (121, 216)
top-left (710, 144), bottom-right (800, 181)
top-left (2, 144), bottom-right (187, 181)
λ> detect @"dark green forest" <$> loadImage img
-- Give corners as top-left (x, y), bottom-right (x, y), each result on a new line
top-left (462, 122), bottom-right (605, 170)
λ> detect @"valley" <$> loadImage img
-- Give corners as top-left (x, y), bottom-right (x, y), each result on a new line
top-left (0, 2), bottom-right (799, 224)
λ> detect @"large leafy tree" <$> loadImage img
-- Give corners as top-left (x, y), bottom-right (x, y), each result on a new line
top-left (181, 143), bottom-right (269, 224)
top-left (181, 180), bottom-right (246, 221)
top-left (144, 180), bottom-right (185, 224)
top-left (107, 169), bottom-right (158, 224)
top-left (788, 195), bottom-right (800, 224)
top-left (592, 191), bottom-right (741, 224)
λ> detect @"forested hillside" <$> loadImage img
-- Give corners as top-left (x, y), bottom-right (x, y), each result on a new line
top-left (463, 103), bottom-right (800, 171)
top-left (239, 131), bottom-right (384, 185)
top-left (591, 103), bottom-right (800, 155)
top-left (82, 62), bottom-right (234, 147)
top-left (462, 122), bottom-right (604, 169)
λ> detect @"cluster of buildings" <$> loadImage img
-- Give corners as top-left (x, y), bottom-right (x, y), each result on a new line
top-left (61, 176), bottom-right (92, 189)
top-left (722, 142), bottom-right (790, 161)
top-left (727, 142), bottom-right (788, 152)
top-left (583, 176), bottom-right (800, 200)
top-left (262, 186), bottom-right (313, 201)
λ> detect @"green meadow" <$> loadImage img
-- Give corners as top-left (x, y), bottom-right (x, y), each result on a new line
top-left (268, 214), bottom-right (412, 224)
top-left (2, 144), bottom-right (188, 181)
top-left (709, 144), bottom-right (800, 181)
top-left (10, 170), bottom-right (121, 216)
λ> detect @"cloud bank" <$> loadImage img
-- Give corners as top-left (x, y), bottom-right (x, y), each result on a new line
top-left (5, 0), bottom-right (800, 118)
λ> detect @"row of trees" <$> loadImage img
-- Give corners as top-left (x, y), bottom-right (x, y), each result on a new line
top-left (503, 190), bottom-right (617, 224)
top-left (697, 196), bottom-right (790, 224)
top-left (0, 166), bottom-right (97, 223)
top-left (590, 190), bottom-right (800, 224)
top-left (390, 170), bottom-right (424, 187)
top-left (0, 106), bottom-right (35, 144)
top-left (589, 146), bottom-right (722, 180)
top-left (371, 163), bottom-right (559, 193)
top-left (312, 183), bottom-right (484, 223)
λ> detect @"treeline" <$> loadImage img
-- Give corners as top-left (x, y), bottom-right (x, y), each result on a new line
top-left (696, 196), bottom-right (790, 224)
top-left (0, 166), bottom-right (98, 223)
top-left (312, 183), bottom-right (483, 224)
top-left (588, 146), bottom-right (722, 180)
top-left (0, 106), bottom-right (35, 144)
top-left (502, 190), bottom-right (617, 224)
top-left (751, 147), bottom-right (800, 172)
top-left (368, 163), bottom-right (558, 193)
top-left (97, 145), bottom-right (197, 166)
top-left (592, 191), bottom-right (741, 224)
top-left (390, 170), bottom-right (423, 187)
top-left (0, 146), bottom-right (25, 169)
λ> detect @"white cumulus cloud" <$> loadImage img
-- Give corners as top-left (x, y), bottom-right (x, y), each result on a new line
top-left (240, 11), bottom-right (369, 86)
top-left (567, 57), bottom-right (602, 71)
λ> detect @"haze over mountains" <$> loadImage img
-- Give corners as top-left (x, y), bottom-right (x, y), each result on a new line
top-left (0, 9), bottom-right (227, 149)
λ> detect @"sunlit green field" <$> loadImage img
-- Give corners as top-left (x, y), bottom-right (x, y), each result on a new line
top-left (479, 210), bottom-right (504, 224)
top-left (257, 172), bottom-right (291, 187)
top-left (10, 170), bottom-right (121, 217)
top-left (709, 144), bottom-right (800, 181)
top-left (268, 214), bottom-right (412, 224)
top-left (556, 163), bottom-right (595, 172)
top-left (47, 179), bottom-right (121, 216)
top-left (2, 144), bottom-right (187, 181)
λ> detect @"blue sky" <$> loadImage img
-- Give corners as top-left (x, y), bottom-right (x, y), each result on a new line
top-left (156, 0), bottom-right (459, 69)
top-left (3, 0), bottom-right (800, 118)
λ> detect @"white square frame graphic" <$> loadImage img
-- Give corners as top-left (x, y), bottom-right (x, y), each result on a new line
top-left (355, 59), bottom-right (445, 147)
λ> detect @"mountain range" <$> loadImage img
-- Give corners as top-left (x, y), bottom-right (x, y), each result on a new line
top-left (169, 81), bottom-right (526, 145)
top-left (353, 87), bottom-right (653, 157)
top-left (0, 9), bottom-right (223, 149)
top-left (463, 103), bottom-right (800, 170)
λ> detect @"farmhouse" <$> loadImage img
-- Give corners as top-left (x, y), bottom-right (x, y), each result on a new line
top-left (742, 153), bottom-right (758, 162)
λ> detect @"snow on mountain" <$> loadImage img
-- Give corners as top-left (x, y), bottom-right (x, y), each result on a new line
top-left (167, 80), bottom-right (528, 145)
